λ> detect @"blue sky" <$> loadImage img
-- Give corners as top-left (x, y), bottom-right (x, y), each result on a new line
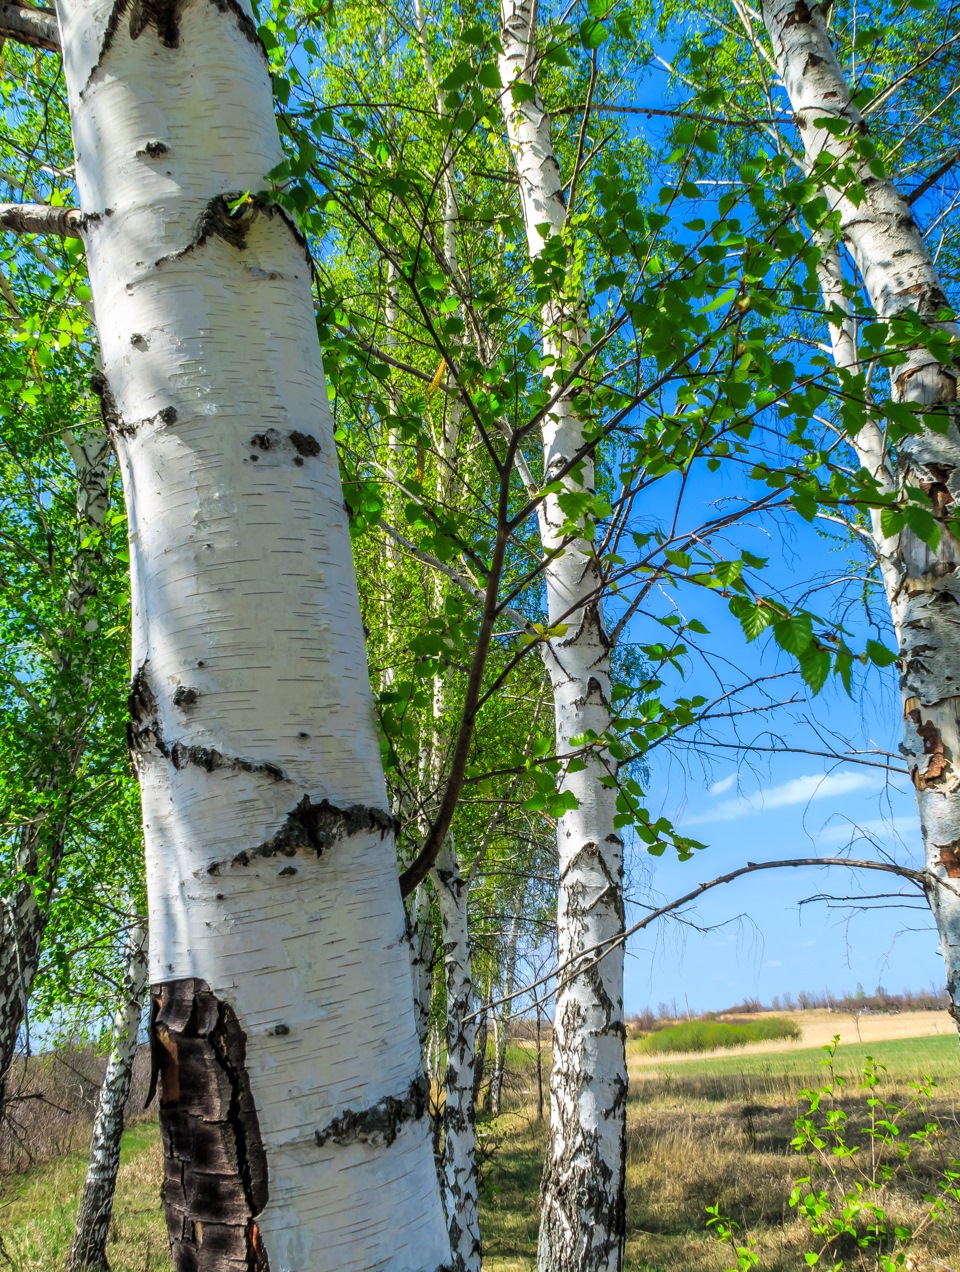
top-left (619, 482), bottom-right (936, 1015)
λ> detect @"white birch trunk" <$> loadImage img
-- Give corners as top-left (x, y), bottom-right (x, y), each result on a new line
top-left (432, 845), bottom-right (481, 1272)
top-left (67, 922), bottom-right (149, 1272)
top-left (499, 5), bottom-right (626, 1267)
top-left (53, 2), bottom-right (449, 1268)
top-left (763, 0), bottom-right (960, 1031)
top-left (410, 883), bottom-right (436, 1052)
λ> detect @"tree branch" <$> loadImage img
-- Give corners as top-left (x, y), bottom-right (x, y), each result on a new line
top-left (0, 203), bottom-right (82, 238)
top-left (468, 855), bottom-right (939, 1020)
top-left (0, 2), bottom-right (59, 53)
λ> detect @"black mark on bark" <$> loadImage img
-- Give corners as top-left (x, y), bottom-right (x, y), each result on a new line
top-left (784, 0), bottom-right (813, 25)
top-left (155, 195), bottom-right (310, 268)
top-left (314, 1073), bottom-right (428, 1149)
top-left (173, 686), bottom-right (199, 708)
top-left (136, 140), bottom-right (170, 157)
top-left (207, 795), bottom-right (397, 874)
top-left (88, 0), bottom-right (264, 93)
top-left (169, 742), bottom-right (287, 783)
top-left (153, 978), bottom-right (270, 1271)
top-left (91, 371), bottom-right (133, 440)
top-left (289, 431), bottom-right (320, 457)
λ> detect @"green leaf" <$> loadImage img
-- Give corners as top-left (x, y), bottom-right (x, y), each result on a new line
top-left (440, 62), bottom-right (475, 90)
top-left (774, 613), bottom-right (813, 657)
top-left (579, 16), bottom-right (608, 47)
top-left (866, 639), bottom-right (898, 668)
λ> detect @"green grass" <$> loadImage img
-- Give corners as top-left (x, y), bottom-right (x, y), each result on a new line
top-left (0, 1119), bottom-right (169, 1271)
top-left (635, 1031), bottom-right (960, 1079)
top-left (632, 1015), bottom-right (800, 1055)
top-left (4, 1034), bottom-right (960, 1272)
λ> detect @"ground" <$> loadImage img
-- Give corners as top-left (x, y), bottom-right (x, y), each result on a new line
top-left (2, 1012), bottom-right (958, 1270)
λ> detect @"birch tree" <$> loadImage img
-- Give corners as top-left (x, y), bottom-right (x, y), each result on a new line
top-left (753, 0), bottom-right (960, 1023)
top-left (67, 921), bottom-right (148, 1272)
top-left (497, 4), bottom-right (627, 1266)
top-left (0, 1), bottom-right (452, 1265)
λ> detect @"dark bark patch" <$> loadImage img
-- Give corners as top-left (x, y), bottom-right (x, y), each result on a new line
top-left (91, 370), bottom-right (134, 439)
top-left (938, 841), bottom-right (960, 878)
top-left (174, 686), bottom-right (199, 708)
top-left (908, 709), bottom-right (951, 789)
top-left (137, 140), bottom-right (170, 157)
top-left (155, 196), bottom-right (310, 268)
top-left (88, 0), bottom-right (265, 93)
top-left (250, 429), bottom-right (281, 451)
top-left (127, 662), bottom-right (167, 761)
top-left (169, 743), bottom-right (287, 784)
top-left (289, 431), bottom-right (320, 457)
top-left (784, 0), bottom-right (813, 25)
top-left (90, 374), bottom-right (178, 439)
top-left (207, 795), bottom-right (397, 875)
top-left (152, 978), bottom-right (269, 1271)
top-left (314, 1073), bottom-right (428, 1149)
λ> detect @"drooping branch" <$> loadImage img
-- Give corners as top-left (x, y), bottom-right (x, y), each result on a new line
top-left (0, 1), bottom-right (60, 52)
top-left (0, 203), bottom-right (82, 238)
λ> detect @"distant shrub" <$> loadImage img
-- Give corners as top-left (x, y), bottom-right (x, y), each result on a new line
top-left (633, 1016), bottom-right (800, 1055)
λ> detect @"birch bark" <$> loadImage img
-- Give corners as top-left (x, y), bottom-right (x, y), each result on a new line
top-left (53, 1), bottom-right (449, 1267)
top-left (499, 5), bottom-right (626, 1267)
top-left (761, 0), bottom-right (960, 1027)
top-left (432, 845), bottom-right (481, 1272)
top-left (67, 922), bottom-right (148, 1272)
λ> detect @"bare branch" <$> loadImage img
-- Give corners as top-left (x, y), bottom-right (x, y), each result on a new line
top-left (0, 203), bottom-right (82, 239)
top-left (0, 2), bottom-right (59, 53)
top-left (469, 855), bottom-right (938, 1020)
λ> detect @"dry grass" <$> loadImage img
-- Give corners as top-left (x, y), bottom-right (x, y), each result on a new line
top-left (629, 1010), bottom-right (955, 1068)
top-left (482, 1034), bottom-right (960, 1271)
top-left (2, 1033), bottom-right (959, 1270)
top-left (0, 1121), bottom-right (166, 1271)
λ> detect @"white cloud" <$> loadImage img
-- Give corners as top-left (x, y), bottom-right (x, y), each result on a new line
top-left (817, 817), bottom-right (908, 845)
top-left (708, 773), bottom-right (737, 796)
top-left (685, 770), bottom-right (881, 826)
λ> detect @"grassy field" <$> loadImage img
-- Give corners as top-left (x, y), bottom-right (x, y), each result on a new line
top-left (3, 1032), bottom-right (960, 1270)
top-left (631, 1031), bottom-right (960, 1081)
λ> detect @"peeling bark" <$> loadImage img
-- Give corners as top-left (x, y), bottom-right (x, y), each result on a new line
top-left (763, 0), bottom-right (960, 1033)
top-left (152, 979), bottom-right (269, 1272)
top-left (53, 0), bottom-right (449, 1263)
top-left (67, 924), bottom-right (148, 1272)
top-left (499, 3), bottom-right (625, 1267)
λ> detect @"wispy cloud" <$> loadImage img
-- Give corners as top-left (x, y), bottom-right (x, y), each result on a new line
top-left (708, 773), bottom-right (737, 796)
top-left (817, 817), bottom-right (908, 845)
top-left (685, 770), bottom-right (882, 826)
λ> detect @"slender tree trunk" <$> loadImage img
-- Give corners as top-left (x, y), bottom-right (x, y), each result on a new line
top-left (471, 993), bottom-right (489, 1110)
top-left (0, 431), bottom-right (111, 1114)
top-left (53, 2), bottom-right (449, 1266)
top-left (490, 903), bottom-right (522, 1118)
top-left (410, 883), bottom-right (436, 1054)
top-left (432, 846), bottom-right (481, 1272)
top-left (762, 0), bottom-right (960, 1029)
top-left (499, 4), bottom-right (626, 1269)
top-left (67, 922), bottom-right (148, 1272)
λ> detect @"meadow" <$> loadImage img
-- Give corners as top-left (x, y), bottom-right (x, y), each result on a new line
top-left (2, 1019), bottom-right (960, 1271)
